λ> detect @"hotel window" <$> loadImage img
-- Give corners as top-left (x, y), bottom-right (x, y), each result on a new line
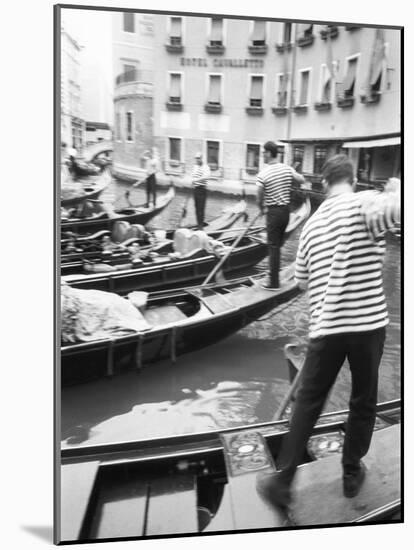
top-left (320, 64), bottom-right (332, 103)
top-left (169, 138), bottom-right (181, 162)
top-left (126, 112), bottom-right (134, 142)
top-left (249, 76), bottom-right (264, 107)
top-left (210, 18), bottom-right (223, 46)
top-left (283, 23), bottom-right (292, 43)
top-left (366, 32), bottom-right (385, 97)
top-left (122, 63), bottom-right (137, 83)
top-left (299, 70), bottom-right (310, 105)
top-left (169, 17), bottom-right (182, 46)
top-left (123, 13), bottom-right (135, 33)
top-left (293, 146), bottom-right (305, 172)
top-left (206, 141), bottom-right (220, 170)
top-left (251, 20), bottom-right (266, 46)
top-left (342, 57), bottom-right (358, 97)
top-left (276, 74), bottom-right (288, 107)
top-left (246, 144), bottom-right (260, 172)
top-left (313, 146), bottom-right (328, 174)
top-left (169, 73), bottom-right (182, 103)
top-left (207, 75), bottom-right (222, 105)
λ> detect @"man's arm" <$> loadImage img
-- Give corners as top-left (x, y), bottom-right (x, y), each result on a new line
top-left (256, 184), bottom-right (265, 214)
top-left (294, 237), bottom-right (309, 290)
top-left (291, 168), bottom-right (306, 186)
top-left (290, 168), bottom-right (313, 190)
top-left (360, 186), bottom-right (401, 239)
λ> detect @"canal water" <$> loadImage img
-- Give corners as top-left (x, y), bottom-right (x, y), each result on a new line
top-left (61, 178), bottom-right (401, 447)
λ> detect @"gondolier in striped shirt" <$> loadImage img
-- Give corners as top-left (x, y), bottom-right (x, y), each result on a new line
top-left (192, 152), bottom-right (211, 230)
top-left (257, 141), bottom-right (306, 289)
top-left (257, 155), bottom-right (401, 509)
top-left (133, 150), bottom-right (159, 207)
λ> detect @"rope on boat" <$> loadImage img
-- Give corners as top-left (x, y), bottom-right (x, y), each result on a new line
top-left (107, 340), bottom-right (114, 377)
top-left (135, 334), bottom-right (144, 370)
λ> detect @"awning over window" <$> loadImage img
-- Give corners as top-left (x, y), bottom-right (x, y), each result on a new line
top-left (343, 136), bottom-right (400, 148)
top-left (208, 75), bottom-right (221, 103)
top-left (250, 76), bottom-right (263, 99)
top-left (170, 17), bottom-right (182, 37)
top-left (342, 59), bottom-right (357, 92)
top-left (252, 20), bottom-right (266, 41)
top-left (169, 74), bottom-right (181, 97)
top-left (299, 23), bottom-right (313, 35)
top-left (369, 29), bottom-right (386, 86)
top-left (211, 18), bottom-right (223, 41)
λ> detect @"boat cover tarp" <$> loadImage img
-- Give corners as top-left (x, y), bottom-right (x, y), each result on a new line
top-left (61, 284), bottom-right (150, 343)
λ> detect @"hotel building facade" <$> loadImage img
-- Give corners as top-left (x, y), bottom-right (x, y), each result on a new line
top-left (151, 15), bottom-right (400, 187)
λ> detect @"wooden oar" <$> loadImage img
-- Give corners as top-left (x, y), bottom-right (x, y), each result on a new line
top-left (202, 211), bottom-right (263, 285)
top-left (272, 345), bottom-right (305, 422)
top-left (178, 192), bottom-right (192, 227)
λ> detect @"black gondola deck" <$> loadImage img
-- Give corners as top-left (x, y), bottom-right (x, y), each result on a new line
top-left (59, 399), bottom-right (400, 542)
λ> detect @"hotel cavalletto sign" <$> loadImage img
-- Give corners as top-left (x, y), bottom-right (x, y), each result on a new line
top-left (180, 57), bottom-right (264, 68)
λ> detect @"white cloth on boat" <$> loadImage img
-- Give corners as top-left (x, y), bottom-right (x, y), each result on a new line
top-left (173, 228), bottom-right (213, 256)
top-left (61, 284), bottom-right (151, 343)
top-left (173, 228), bottom-right (193, 255)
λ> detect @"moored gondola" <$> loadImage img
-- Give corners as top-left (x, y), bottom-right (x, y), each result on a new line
top-left (60, 198), bottom-right (248, 257)
top-left (61, 169), bottom-right (111, 207)
top-left (59, 391), bottom-right (400, 542)
top-left (62, 233), bottom-right (268, 292)
top-left (61, 185), bottom-right (175, 235)
top-left (61, 267), bottom-right (300, 387)
top-left (60, 199), bottom-right (310, 292)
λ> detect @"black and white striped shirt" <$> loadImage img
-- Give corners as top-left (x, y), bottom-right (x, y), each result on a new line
top-left (295, 190), bottom-right (400, 339)
top-left (192, 164), bottom-right (210, 188)
top-left (256, 161), bottom-right (293, 206)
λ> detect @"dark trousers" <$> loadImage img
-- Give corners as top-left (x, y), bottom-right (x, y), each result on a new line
top-left (266, 205), bottom-right (290, 287)
top-left (194, 186), bottom-right (207, 229)
top-left (146, 173), bottom-right (157, 207)
top-left (277, 327), bottom-right (386, 485)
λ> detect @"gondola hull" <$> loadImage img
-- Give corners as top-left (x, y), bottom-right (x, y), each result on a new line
top-left (61, 186), bottom-right (175, 235)
top-left (61, 178), bottom-right (109, 207)
top-left (62, 237), bottom-right (267, 293)
top-left (59, 398), bottom-right (400, 542)
top-left (60, 199), bottom-right (310, 293)
top-left (60, 198), bottom-right (248, 251)
top-left (61, 273), bottom-right (300, 386)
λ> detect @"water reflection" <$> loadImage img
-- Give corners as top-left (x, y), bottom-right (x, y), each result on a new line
top-left (61, 178), bottom-right (401, 447)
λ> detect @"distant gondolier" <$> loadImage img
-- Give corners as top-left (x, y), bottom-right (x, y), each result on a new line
top-left (134, 151), bottom-right (159, 207)
top-left (192, 152), bottom-right (210, 230)
top-left (257, 155), bottom-right (401, 510)
top-left (256, 141), bottom-right (306, 289)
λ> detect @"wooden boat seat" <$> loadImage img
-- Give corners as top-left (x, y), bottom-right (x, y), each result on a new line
top-left (202, 292), bottom-right (235, 313)
top-left (61, 461), bottom-right (100, 542)
top-left (145, 474), bottom-right (198, 536)
top-left (202, 286), bottom-right (262, 313)
top-left (85, 472), bottom-right (198, 540)
top-left (143, 305), bottom-right (187, 325)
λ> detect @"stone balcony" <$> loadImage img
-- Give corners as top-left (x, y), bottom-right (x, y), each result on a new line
top-left (114, 79), bottom-right (153, 101)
